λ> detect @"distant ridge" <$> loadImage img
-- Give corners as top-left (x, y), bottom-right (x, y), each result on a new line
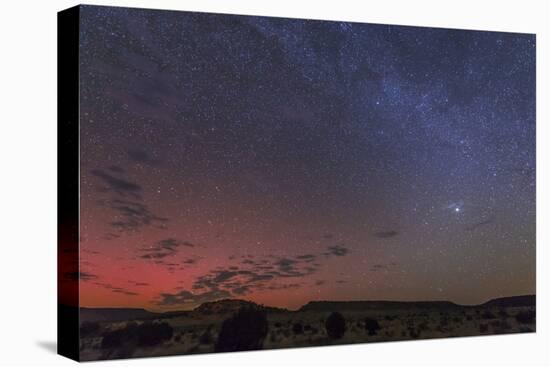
top-left (299, 295), bottom-right (536, 312)
top-left (299, 300), bottom-right (459, 312)
top-left (80, 307), bottom-right (159, 323)
top-left (482, 295), bottom-right (535, 308)
top-left (79, 295), bottom-right (535, 323)
top-left (193, 299), bottom-right (287, 315)
top-left (79, 307), bottom-right (189, 323)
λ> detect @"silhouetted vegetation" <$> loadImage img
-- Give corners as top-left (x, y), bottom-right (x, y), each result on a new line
top-left (100, 321), bottom-right (173, 352)
top-left (215, 307), bottom-right (268, 352)
top-left (481, 310), bottom-right (497, 319)
top-left (137, 322), bottom-right (173, 347)
top-left (80, 321), bottom-right (100, 337)
top-left (325, 312), bottom-right (346, 339)
top-left (199, 329), bottom-right (213, 345)
top-left (293, 322), bottom-right (304, 335)
top-left (515, 310), bottom-right (535, 324)
top-left (364, 317), bottom-right (381, 335)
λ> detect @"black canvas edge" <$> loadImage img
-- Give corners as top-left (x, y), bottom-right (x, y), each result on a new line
top-left (57, 4), bottom-right (81, 362)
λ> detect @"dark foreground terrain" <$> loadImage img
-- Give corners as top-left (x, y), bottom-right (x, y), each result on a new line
top-left (78, 295), bottom-right (535, 361)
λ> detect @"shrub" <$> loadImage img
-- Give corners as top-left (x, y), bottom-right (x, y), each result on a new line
top-left (292, 322), bottom-right (304, 335)
top-left (408, 327), bottom-right (421, 339)
top-left (498, 308), bottom-right (509, 318)
top-left (364, 318), bottom-right (381, 336)
top-left (80, 321), bottom-right (100, 338)
top-left (325, 312), bottom-right (346, 339)
top-left (100, 321), bottom-right (173, 350)
top-left (136, 322), bottom-right (174, 347)
top-left (481, 310), bottom-right (497, 319)
top-left (199, 329), bottom-right (212, 345)
top-left (479, 323), bottom-right (489, 333)
top-left (515, 310), bottom-right (535, 324)
top-left (101, 322), bottom-right (138, 349)
top-left (489, 320), bottom-right (501, 329)
top-left (215, 307), bottom-right (268, 352)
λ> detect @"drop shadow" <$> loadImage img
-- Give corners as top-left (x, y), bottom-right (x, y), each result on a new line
top-left (36, 340), bottom-right (57, 354)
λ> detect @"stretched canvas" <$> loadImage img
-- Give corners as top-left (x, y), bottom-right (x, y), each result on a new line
top-left (58, 5), bottom-right (536, 361)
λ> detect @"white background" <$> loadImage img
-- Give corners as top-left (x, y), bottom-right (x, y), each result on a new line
top-left (0, 0), bottom-right (548, 365)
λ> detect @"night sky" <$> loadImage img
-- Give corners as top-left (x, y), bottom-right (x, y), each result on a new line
top-left (77, 5), bottom-right (535, 311)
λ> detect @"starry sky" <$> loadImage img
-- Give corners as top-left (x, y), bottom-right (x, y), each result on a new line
top-left (75, 5), bottom-right (535, 311)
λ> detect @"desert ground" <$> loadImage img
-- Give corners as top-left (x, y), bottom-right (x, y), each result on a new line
top-left (78, 295), bottom-right (535, 361)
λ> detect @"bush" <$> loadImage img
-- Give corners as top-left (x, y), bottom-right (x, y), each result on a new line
top-left (199, 329), bottom-right (212, 345)
top-left (408, 327), bottom-right (421, 339)
top-left (498, 308), bottom-right (509, 318)
top-left (515, 310), bottom-right (535, 324)
top-left (479, 323), bottom-right (489, 333)
top-left (101, 322), bottom-right (138, 349)
top-left (215, 307), bottom-right (268, 352)
top-left (136, 322), bottom-right (173, 347)
top-left (364, 318), bottom-right (381, 336)
top-left (292, 323), bottom-right (304, 335)
top-left (325, 312), bottom-right (346, 339)
top-left (100, 321), bottom-right (173, 350)
top-left (481, 310), bottom-right (497, 319)
top-left (80, 321), bottom-right (100, 338)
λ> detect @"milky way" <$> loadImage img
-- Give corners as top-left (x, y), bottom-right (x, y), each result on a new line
top-left (77, 5), bottom-right (535, 311)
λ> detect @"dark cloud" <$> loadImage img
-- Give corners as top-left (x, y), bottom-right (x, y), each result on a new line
top-left (91, 167), bottom-right (170, 236)
top-left (90, 169), bottom-right (142, 198)
top-left (465, 217), bottom-right (494, 231)
top-left (183, 257), bottom-right (200, 265)
top-left (324, 245), bottom-right (350, 257)
top-left (158, 238), bottom-right (195, 250)
top-left (93, 282), bottom-right (139, 296)
top-left (64, 271), bottom-right (98, 281)
top-left (157, 289), bottom-right (230, 306)
top-left (369, 262), bottom-right (398, 272)
top-left (154, 242), bottom-right (352, 308)
top-left (373, 230), bottom-right (399, 238)
top-left (295, 254), bottom-right (316, 262)
top-left (112, 289), bottom-right (139, 296)
top-left (265, 283), bottom-right (302, 291)
top-left (128, 280), bottom-right (150, 286)
top-left (159, 252), bottom-right (322, 307)
top-left (140, 252), bottom-right (171, 260)
top-left (101, 199), bottom-right (168, 233)
top-left (138, 238), bottom-right (195, 260)
top-left (103, 232), bottom-right (121, 240)
top-left (127, 148), bottom-right (161, 166)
